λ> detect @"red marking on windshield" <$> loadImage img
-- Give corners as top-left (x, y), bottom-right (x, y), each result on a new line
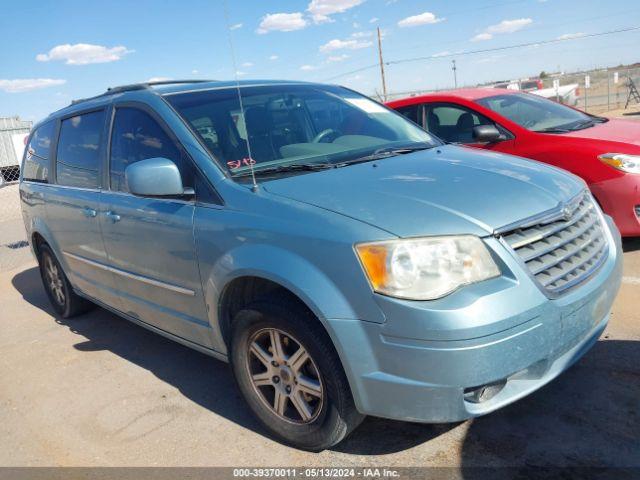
top-left (227, 157), bottom-right (256, 170)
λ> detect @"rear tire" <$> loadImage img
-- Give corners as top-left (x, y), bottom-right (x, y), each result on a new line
top-left (38, 243), bottom-right (94, 318)
top-left (230, 295), bottom-right (364, 451)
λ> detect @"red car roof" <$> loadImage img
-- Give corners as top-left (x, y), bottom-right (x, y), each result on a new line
top-left (387, 88), bottom-right (519, 106)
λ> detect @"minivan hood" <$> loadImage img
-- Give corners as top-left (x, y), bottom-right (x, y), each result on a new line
top-left (562, 118), bottom-right (640, 146)
top-left (263, 145), bottom-right (583, 238)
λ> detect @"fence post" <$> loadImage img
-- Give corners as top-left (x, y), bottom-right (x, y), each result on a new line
top-left (607, 69), bottom-right (610, 112)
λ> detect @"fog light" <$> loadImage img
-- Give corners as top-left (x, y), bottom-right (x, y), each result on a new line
top-left (464, 380), bottom-right (507, 404)
top-left (635, 205), bottom-right (640, 218)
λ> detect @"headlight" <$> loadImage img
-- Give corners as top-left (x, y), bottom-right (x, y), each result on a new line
top-left (598, 153), bottom-right (640, 174)
top-left (355, 235), bottom-right (500, 300)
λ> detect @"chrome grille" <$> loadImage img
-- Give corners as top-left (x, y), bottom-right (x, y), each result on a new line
top-left (502, 193), bottom-right (608, 295)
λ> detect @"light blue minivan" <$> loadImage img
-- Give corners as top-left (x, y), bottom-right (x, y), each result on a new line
top-left (20, 80), bottom-right (622, 450)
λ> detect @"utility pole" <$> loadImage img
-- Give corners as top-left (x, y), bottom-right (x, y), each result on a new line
top-left (452, 60), bottom-right (458, 88)
top-left (377, 27), bottom-right (388, 101)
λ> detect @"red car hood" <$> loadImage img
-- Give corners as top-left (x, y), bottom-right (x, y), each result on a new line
top-left (563, 118), bottom-right (640, 146)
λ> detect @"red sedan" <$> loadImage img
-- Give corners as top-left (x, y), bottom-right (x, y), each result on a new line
top-left (387, 89), bottom-right (640, 237)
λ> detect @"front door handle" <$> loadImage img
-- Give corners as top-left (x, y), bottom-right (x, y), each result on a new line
top-left (82, 207), bottom-right (97, 218)
top-left (105, 210), bottom-right (121, 223)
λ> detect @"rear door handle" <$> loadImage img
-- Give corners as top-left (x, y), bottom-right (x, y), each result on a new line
top-left (105, 210), bottom-right (121, 223)
top-left (82, 207), bottom-right (97, 218)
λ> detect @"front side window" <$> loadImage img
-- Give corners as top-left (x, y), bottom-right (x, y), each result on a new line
top-left (166, 84), bottom-right (439, 181)
top-left (109, 107), bottom-right (190, 192)
top-left (425, 104), bottom-right (494, 144)
top-left (476, 93), bottom-right (592, 132)
top-left (56, 111), bottom-right (105, 188)
top-left (23, 121), bottom-right (55, 183)
top-left (396, 104), bottom-right (421, 125)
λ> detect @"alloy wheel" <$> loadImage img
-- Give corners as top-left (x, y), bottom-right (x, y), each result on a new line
top-left (44, 254), bottom-right (65, 306)
top-left (246, 327), bottom-right (324, 424)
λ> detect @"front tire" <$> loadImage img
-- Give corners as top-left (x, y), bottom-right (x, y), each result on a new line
top-left (38, 244), bottom-right (93, 318)
top-left (230, 296), bottom-right (364, 451)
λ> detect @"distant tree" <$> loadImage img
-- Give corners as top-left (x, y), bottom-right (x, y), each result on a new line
top-left (539, 71), bottom-right (548, 79)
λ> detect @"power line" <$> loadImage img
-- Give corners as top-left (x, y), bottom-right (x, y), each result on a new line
top-left (322, 25), bottom-right (640, 82)
top-left (383, 8), bottom-right (640, 55)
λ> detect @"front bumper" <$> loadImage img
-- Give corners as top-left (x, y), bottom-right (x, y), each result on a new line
top-left (326, 217), bottom-right (623, 423)
top-left (590, 174), bottom-right (640, 237)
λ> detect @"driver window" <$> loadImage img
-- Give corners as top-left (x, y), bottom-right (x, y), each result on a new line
top-left (425, 104), bottom-right (493, 143)
top-left (110, 107), bottom-right (192, 192)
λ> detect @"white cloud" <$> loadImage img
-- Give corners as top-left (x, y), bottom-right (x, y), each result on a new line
top-left (327, 54), bottom-right (349, 62)
top-left (369, 17), bottom-right (379, 23)
top-left (319, 38), bottom-right (372, 53)
top-left (269, 55), bottom-right (279, 60)
top-left (300, 64), bottom-right (319, 71)
top-left (307, 0), bottom-right (365, 24)
top-left (471, 32), bottom-right (493, 42)
top-left (397, 12), bottom-right (444, 28)
top-left (432, 50), bottom-right (451, 57)
top-left (191, 69), bottom-right (199, 74)
top-left (557, 32), bottom-right (585, 40)
top-left (351, 31), bottom-right (373, 38)
top-left (487, 18), bottom-right (532, 34)
top-left (471, 18), bottom-right (532, 41)
top-left (147, 77), bottom-right (172, 82)
top-left (242, 62), bottom-right (254, 67)
top-left (257, 13), bottom-right (308, 34)
top-left (36, 43), bottom-right (133, 65)
top-left (0, 78), bottom-right (66, 93)
top-left (230, 23), bottom-right (243, 30)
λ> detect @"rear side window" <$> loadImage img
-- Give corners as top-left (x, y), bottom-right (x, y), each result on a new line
top-left (56, 111), bottom-right (105, 188)
top-left (23, 121), bottom-right (55, 183)
top-left (109, 107), bottom-right (191, 192)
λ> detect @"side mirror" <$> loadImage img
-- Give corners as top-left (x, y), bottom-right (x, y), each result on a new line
top-left (125, 157), bottom-right (191, 197)
top-left (472, 125), bottom-right (503, 143)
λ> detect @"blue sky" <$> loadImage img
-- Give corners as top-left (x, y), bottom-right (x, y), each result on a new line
top-left (1, 0), bottom-right (639, 122)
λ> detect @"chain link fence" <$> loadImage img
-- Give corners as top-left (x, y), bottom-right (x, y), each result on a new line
top-left (0, 117), bottom-right (32, 271)
top-left (0, 183), bottom-right (31, 272)
top-left (555, 66), bottom-right (640, 114)
top-left (384, 66), bottom-right (640, 115)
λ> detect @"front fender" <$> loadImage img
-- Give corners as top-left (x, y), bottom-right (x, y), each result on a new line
top-left (201, 243), bottom-right (383, 354)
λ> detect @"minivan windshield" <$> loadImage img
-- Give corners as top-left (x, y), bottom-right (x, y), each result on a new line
top-left (166, 84), bottom-right (439, 179)
top-left (476, 93), bottom-right (604, 133)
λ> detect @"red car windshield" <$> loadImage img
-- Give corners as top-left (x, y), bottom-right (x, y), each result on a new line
top-left (476, 93), bottom-right (593, 133)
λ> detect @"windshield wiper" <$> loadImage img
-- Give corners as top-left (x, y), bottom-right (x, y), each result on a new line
top-left (337, 144), bottom-right (436, 166)
top-left (568, 119), bottom-right (598, 131)
top-left (232, 144), bottom-right (435, 177)
top-left (535, 127), bottom-right (572, 134)
top-left (233, 163), bottom-right (336, 178)
top-left (590, 115), bottom-right (609, 123)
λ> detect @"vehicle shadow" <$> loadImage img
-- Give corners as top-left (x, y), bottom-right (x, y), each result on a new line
top-left (622, 237), bottom-right (640, 252)
top-left (459, 339), bottom-right (640, 468)
top-left (11, 266), bottom-right (262, 434)
top-left (11, 266), bottom-right (441, 454)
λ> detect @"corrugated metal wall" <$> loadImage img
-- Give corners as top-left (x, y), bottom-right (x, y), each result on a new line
top-left (0, 116), bottom-right (32, 171)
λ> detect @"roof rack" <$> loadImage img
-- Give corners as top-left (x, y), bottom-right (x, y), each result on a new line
top-left (69, 79), bottom-right (216, 106)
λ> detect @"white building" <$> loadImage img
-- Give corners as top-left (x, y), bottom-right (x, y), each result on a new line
top-left (0, 116), bottom-right (32, 183)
